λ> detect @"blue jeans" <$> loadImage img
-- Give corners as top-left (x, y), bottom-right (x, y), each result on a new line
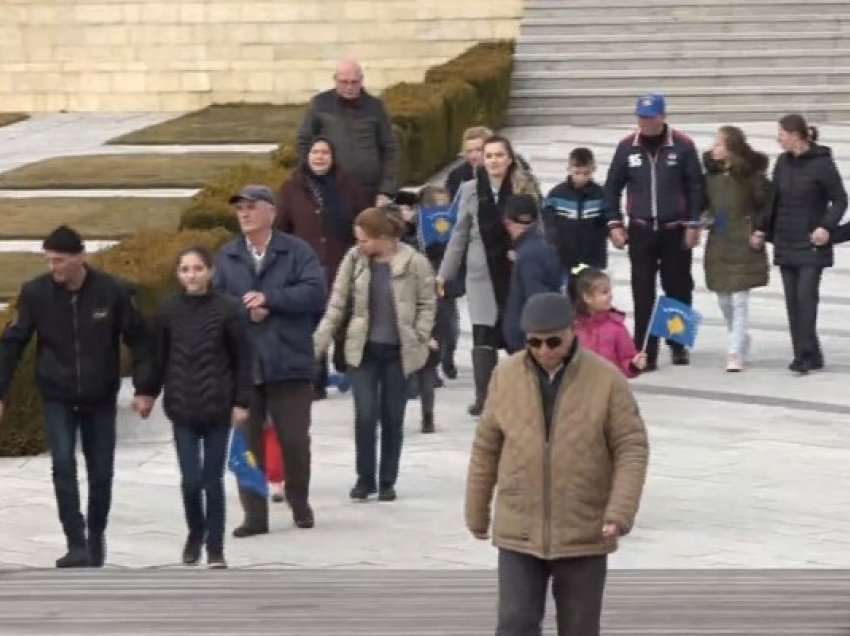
top-left (350, 342), bottom-right (408, 490)
top-left (42, 401), bottom-right (117, 548)
top-left (172, 422), bottom-right (230, 552)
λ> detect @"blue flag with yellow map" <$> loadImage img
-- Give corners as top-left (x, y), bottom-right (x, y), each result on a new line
top-left (648, 296), bottom-right (701, 349)
top-left (228, 428), bottom-right (268, 498)
top-left (418, 202), bottom-right (458, 248)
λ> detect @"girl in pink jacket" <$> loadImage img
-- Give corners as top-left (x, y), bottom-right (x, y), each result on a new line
top-left (569, 266), bottom-right (647, 378)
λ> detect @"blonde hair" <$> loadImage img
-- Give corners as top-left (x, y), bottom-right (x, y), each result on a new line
top-left (462, 126), bottom-right (493, 144)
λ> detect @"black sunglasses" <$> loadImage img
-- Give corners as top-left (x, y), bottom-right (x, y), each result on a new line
top-left (527, 336), bottom-right (563, 350)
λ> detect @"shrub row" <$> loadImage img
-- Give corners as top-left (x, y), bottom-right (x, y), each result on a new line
top-left (180, 40), bottom-right (515, 231)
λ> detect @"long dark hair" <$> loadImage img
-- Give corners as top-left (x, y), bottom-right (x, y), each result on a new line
top-left (718, 125), bottom-right (763, 174)
top-left (779, 114), bottom-right (819, 143)
top-left (568, 266), bottom-right (610, 317)
top-left (176, 245), bottom-right (214, 270)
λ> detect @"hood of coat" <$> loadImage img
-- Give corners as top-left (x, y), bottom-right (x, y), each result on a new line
top-left (703, 149), bottom-right (769, 178)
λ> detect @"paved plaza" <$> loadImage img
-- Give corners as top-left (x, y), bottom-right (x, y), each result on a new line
top-left (2, 115), bottom-right (850, 571)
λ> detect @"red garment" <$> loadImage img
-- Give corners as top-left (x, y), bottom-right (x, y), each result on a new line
top-left (264, 426), bottom-right (285, 484)
top-left (573, 310), bottom-right (639, 378)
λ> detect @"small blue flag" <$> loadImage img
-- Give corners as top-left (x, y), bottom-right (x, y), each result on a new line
top-left (228, 428), bottom-right (268, 498)
top-left (418, 202), bottom-right (458, 248)
top-left (648, 296), bottom-right (701, 349)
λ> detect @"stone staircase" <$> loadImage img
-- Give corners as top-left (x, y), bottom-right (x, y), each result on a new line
top-left (509, 0), bottom-right (850, 125)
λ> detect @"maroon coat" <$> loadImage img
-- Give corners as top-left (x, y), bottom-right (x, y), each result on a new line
top-left (276, 169), bottom-right (371, 286)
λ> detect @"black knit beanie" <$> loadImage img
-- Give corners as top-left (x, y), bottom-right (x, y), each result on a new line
top-left (42, 225), bottom-right (84, 254)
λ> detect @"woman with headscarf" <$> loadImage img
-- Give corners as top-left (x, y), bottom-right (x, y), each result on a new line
top-left (277, 136), bottom-right (372, 397)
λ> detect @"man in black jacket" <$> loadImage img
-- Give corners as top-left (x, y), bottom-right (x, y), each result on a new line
top-left (0, 226), bottom-right (155, 568)
top-left (297, 58), bottom-right (398, 207)
top-left (605, 94), bottom-right (705, 369)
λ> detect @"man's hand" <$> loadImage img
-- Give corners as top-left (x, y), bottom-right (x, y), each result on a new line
top-left (243, 291), bottom-right (267, 310)
top-left (471, 529), bottom-right (490, 541)
top-left (685, 227), bottom-right (701, 249)
top-left (812, 227), bottom-right (830, 247)
top-left (249, 307), bottom-right (270, 323)
top-left (232, 406), bottom-right (249, 427)
top-left (435, 276), bottom-right (445, 298)
top-left (750, 231), bottom-right (766, 251)
top-left (132, 395), bottom-right (155, 419)
top-left (609, 227), bottom-right (627, 250)
top-left (375, 193), bottom-right (392, 207)
top-left (601, 522), bottom-right (621, 544)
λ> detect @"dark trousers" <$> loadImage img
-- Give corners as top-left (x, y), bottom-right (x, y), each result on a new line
top-left (172, 422), bottom-right (230, 552)
top-left (497, 549), bottom-right (607, 636)
top-left (628, 224), bottom-right (694, 360)
top-left (415, 359), bottom-right (438, 418)
top-left (42, 401), bottom-right (117, 548)
top-left (240, 380), bottom-right (313, 529)
top-left (436, 296), bottom-right (459, 368)
top-left (780, 265), bottom-right (824, 362)
top-left (350, 342), bottom-right (408, 490)
top-left (473, 324), bottom-right (502, 348)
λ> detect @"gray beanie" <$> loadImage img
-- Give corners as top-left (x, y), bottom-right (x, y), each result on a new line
top-left (520, 292), bottom-right (574, 334)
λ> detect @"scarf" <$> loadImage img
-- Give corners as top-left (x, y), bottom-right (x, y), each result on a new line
top-left (475, 168), bottom-right (514, 309)
top-left (303, 168), bottom-right (352, 244)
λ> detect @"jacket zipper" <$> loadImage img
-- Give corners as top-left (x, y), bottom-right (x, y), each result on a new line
top-left (71, 293), bottom-right (82, 397)
top-left (649, 150), bottom-right (659, 230)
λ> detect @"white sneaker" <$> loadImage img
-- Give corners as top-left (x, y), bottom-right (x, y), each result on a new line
top-left (726, 353), bottom-right (743, 372)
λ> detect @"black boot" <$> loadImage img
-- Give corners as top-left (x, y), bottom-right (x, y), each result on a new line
top-left (87, 534), bottom-right (105, 568)
top-left (421, 412), bottom-right (435, 434)
top-left (56, 544), bottom-right (89, 569)
top-left (468, 347), bottom-right (498, 417)
top-left (182, 535), bottom-right (202, 565)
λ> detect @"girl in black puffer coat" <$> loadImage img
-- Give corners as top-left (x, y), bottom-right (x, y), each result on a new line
top-left (754, 114), bottom-right (848, 374)
top-left (150, 246), bottom-right (253, 568)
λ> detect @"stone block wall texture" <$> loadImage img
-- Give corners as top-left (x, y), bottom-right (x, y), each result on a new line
top-left (0, 0), bottom-right (523, 111)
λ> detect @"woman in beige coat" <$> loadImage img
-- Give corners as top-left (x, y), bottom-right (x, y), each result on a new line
top-left (314, 207), bottom-right (436, 502)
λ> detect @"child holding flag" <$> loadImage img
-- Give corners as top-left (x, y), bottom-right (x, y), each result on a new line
top-left (569, 265), bottom-right (647, 378)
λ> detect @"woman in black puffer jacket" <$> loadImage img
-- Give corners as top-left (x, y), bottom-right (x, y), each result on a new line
top-left (150, 246), bottom-right (253, 568)
top-left (754, 114), bottom-right (848, 374)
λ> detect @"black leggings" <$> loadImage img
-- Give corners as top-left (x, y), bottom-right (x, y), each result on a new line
top-left (472, 323), bottom-right (503, 349)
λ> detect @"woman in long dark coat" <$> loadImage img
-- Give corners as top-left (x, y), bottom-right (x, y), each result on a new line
top-left (277, 136), bottom-right (372, 396)
top-left (754, 114), bottom-right (848, 374)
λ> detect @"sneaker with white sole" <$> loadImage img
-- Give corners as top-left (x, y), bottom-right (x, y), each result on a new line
top-left (726, 353), bottom-right (743, 372)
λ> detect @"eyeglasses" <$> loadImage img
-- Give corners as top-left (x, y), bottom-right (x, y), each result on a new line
top-left (527, 336), bottom-right (563, 350)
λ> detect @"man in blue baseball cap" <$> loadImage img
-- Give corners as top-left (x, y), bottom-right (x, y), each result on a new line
top-left (604, 93), bottom-right (705, 371)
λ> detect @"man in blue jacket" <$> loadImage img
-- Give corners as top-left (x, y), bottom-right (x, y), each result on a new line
top-left (501, 195), bottom-right (565, 353)
top-left (214, 185), bottom-right (327, 535)
top-left (605, 94), bottom-right (705, 370)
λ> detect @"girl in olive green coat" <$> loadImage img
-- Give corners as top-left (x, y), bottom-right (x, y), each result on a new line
top-left (703, 126), bottom-right (770, 372)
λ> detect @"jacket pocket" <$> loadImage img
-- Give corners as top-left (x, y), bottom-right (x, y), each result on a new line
top-left (494, 488), bottom-right (530, 542)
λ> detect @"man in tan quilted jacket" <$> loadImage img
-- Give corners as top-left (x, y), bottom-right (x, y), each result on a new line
top-left (465, 292), bottom-right (649, 636)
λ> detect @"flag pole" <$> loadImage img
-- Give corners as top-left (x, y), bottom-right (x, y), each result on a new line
top-left (642, 296), bottom-right (661, 353)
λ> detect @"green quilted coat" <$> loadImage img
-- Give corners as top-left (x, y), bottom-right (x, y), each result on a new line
top-left (703, 151), bottom-right (771, 293)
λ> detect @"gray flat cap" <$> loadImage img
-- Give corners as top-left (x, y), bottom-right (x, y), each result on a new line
top-left (520, 292), bottom-right (574, 334)
top-left (229, 184), bottom-right (275, 205)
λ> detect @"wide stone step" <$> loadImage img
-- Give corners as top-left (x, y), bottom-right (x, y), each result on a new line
top-left (524, 0), bottom-right (850, 19)
top-left (517, 31), bottom-right (850, 54)
top-left (512, 68), bottom-right (850, 91)
top-left (508, 104), bottom-right (850, 126)
top-left (514, 48), bottom-right (850, 72)
top-left (522, 15), bottom-right (850, 36)
top-left (511, 85), bottom-right (850, 109)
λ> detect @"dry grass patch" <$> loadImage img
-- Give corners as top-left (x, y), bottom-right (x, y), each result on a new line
top-left (0, 253), bottom-right (47, 300)
top-left (0, 197), bottom-right (186, 239)
top-left (0, 113), bottom-right (28, 128)
top-left (0, 152), bottom-right (272, 190)
top-left (108, 103), bottom-right (306, 145)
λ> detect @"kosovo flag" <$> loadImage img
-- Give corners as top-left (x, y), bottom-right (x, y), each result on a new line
top-left (648, 296), bottom-right (701, 349)
top-left (228, 428), bottom-right (268, 498)
top-left (418, 202), bottom-right (458, 248)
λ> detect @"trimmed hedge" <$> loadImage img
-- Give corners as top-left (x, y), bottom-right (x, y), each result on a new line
top-left (180, 39), bottom-right (515, 231)
top-left (0, 228), bottom-right (231, 457)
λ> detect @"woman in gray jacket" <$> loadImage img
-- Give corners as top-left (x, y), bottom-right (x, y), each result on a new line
top-left (437, 135), bottom-right (539, 416)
